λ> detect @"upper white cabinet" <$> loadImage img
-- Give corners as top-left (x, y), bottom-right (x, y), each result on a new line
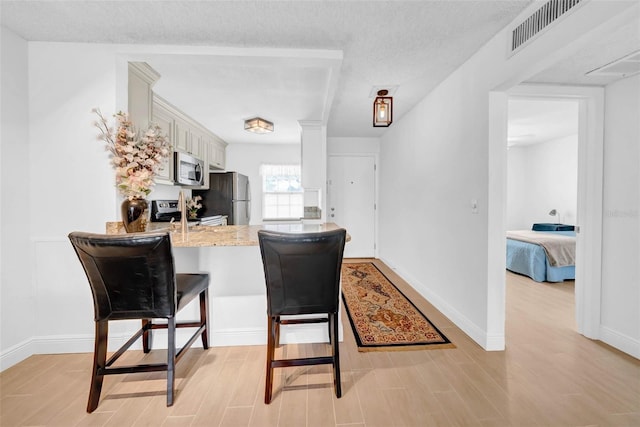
top-left (129, 62), bottom-right (228, 187)
top-left (188, 127), bottom-right (206, 160)
top-left (174, 114), bottom-right (204, 159)
top-left (128, 62), bottom-right (160, 130)
top-left (207, 135), bottom-right (227, 171)
top-left (151, 96), bottom-right (175, 184)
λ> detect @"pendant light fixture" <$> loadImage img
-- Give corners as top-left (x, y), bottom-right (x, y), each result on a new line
top-left (244, 117), bottom-right (274, 134)
top-left (373, 89), bottom-right (392, 127)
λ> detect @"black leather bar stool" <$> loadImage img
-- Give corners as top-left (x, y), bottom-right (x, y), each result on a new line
top-left (68, 231), bottom-right (209, 413)
top-left (258, 228), bottom-right (346, 404)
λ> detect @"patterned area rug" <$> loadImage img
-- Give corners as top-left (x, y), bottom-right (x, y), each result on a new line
top-left (341, 262), bottom-right (455, 352)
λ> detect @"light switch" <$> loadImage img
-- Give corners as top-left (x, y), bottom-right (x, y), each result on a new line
top-left (471, 199), bottom-right (479, 214)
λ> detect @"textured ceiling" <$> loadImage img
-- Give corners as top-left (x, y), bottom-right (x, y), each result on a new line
top-left (4, 1), bottom-right (636, 146)
top-left (1, 0), bottom-right (533, 143)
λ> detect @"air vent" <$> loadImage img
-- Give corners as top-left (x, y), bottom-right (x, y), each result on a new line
top-left (586, 51), bottom-right (640, 79)
top-left (510, 0), bottom-right (585, 54)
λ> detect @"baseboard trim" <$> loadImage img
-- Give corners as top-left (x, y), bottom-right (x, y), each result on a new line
top-left (1, 324), bottom-right (343, 372)
top-left (599, 326), bottom-right (640, 360)
top-left (0, 338), bottom-right (36, 371)
top-left (378, 256), bottom-right (504, 351)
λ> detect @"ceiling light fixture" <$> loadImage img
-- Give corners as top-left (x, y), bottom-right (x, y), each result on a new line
top-left (373, 89), bottom-right (392, 127)
top-left (244, 117), bottom-right (274, 134)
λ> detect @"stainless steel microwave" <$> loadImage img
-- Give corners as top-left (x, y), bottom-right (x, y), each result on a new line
top-left (174, 152), bottom-right (205, 186)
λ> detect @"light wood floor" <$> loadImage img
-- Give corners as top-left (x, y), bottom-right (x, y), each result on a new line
top-left (1, 259), bottom-right (639, 426)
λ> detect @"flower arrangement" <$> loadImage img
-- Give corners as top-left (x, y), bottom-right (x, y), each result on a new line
top-left (93, 108), bottom-right (172, 200)
top-left (186, 195), bottom-right (202, 218)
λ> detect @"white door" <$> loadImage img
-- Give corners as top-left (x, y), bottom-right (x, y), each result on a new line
top-left (328, 155), bottom-right (376, 258)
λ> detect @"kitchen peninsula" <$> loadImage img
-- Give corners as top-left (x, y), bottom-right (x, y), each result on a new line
top-left (106, 222), bottom-right (348, 347)
top-left (106, 222), bottom-right (345, 247)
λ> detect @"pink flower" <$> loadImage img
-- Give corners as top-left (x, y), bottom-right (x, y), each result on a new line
top-left (93, 109), bottom-right (172, 200)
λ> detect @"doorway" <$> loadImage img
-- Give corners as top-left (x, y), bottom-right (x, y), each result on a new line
top-left (506, 96), bottom-right (580, 324)
top-left (489, 84), bottom-right (605, 345)
top-left (327, 155), bottom-right (376, 258)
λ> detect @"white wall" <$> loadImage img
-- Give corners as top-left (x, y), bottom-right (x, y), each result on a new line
top-left (506, 145), bottom-right (528, 230)
top-left (225, 142), bottom-right (301, 224)
top-left (377, 1), bottom-right (638, 351)
top-left (1, 40), bottom-right (139, 369)
top-left (0, 27), bottom-right (34, 369)
top-left (507, 134), bottom-right (578, 230)
top-left (28, 42), bottom-right (122, 358)
top-left (378, 68), bottom-right (493, 346)
top-left (600, 74), bottom-right (640, 355)
top-left (327, 136), bottom-right (380, 155)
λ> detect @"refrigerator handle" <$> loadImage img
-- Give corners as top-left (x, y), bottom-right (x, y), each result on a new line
top-left (246, 180), bottom-right (251, 222)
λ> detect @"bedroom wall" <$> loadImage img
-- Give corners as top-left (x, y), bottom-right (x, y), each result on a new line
top-left (600, 74), bottom-right (640, 355)
top-left (507, 134), bottom-right (578, 230)
top-left (506, 145), bottom-right (528, 230)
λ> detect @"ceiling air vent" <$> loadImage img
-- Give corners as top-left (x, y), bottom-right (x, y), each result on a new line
top-left (510, 0), bottom-right (585, 55)
top-left (586, 50), bottom-right (640, 79)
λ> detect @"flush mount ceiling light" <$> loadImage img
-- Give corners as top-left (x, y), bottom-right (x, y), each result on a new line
top-left (244, 117), bottom-right (274, 134)
top-left (373, 89), bottom-right (392, 127)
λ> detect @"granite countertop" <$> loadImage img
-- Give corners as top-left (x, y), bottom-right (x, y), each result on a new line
top-left (106, 222), bottom-right (348, 247)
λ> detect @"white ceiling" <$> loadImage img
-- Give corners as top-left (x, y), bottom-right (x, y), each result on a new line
top-left (507, 99), bottom-right (578, 147)
top-left (2, 1), bottom-right (638, 145)
top-left (146, 51), bottom-right (343, 144)
top-left (525, 16), bottom-right (640, 87)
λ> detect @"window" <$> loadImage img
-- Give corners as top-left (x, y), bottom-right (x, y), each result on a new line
top-left (260, 164), bottom-right (303, 220)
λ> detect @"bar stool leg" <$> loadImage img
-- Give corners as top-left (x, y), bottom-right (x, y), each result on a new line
top-left (142, 319), bottom-right (152, 353)
top-left (167, 317), bottom-right (176, 406)
top-left (331, 313), bottom-right (342, 398)
top-left (199, 289), bottom-right (209, 349)
top-left (87, 321), bottom-right (108, 413)
top-left (265, 316), bottom-right (276, 404)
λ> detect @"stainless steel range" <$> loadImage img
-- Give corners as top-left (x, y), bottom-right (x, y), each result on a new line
top-left (150, 200), bottom-right (225, 226)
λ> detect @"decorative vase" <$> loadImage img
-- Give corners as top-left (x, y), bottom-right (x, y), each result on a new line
top-left (121, 198), bottom-right (149, 233)
top-left (188, 210), bottom-right (198, 219)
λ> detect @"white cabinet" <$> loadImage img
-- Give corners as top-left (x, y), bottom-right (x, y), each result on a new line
top-left (206, 136), bottom-right (227, 171)
top-left (189, 129), bottom-right (206, 160)
top-left (175, 115), bottom-right (208, 161)
top-left (151, 96), bottom-right (175, 184)
top-left (130, 63), bottom-right (228, 187)
top-left (128, 62), bottom-right (160, 130)
top-left (174, 116), bottom-right (191, 154)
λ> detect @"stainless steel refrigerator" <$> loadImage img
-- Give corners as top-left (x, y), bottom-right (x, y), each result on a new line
top-left (193, 172), bottom-right (251, 225)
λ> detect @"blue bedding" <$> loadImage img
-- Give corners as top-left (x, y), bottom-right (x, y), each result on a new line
top-left (506, 230), bottom-right (576, 282)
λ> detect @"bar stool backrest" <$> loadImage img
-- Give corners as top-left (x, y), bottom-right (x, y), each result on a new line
top-left (69, 231), bottom-right (176, 321)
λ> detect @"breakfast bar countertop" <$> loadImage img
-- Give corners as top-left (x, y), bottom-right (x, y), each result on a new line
top-left (105, 222), bottom-right (348, 247)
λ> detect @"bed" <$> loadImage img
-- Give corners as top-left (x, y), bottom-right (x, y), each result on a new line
top-left (506, 225), bottom-right (576, 283)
